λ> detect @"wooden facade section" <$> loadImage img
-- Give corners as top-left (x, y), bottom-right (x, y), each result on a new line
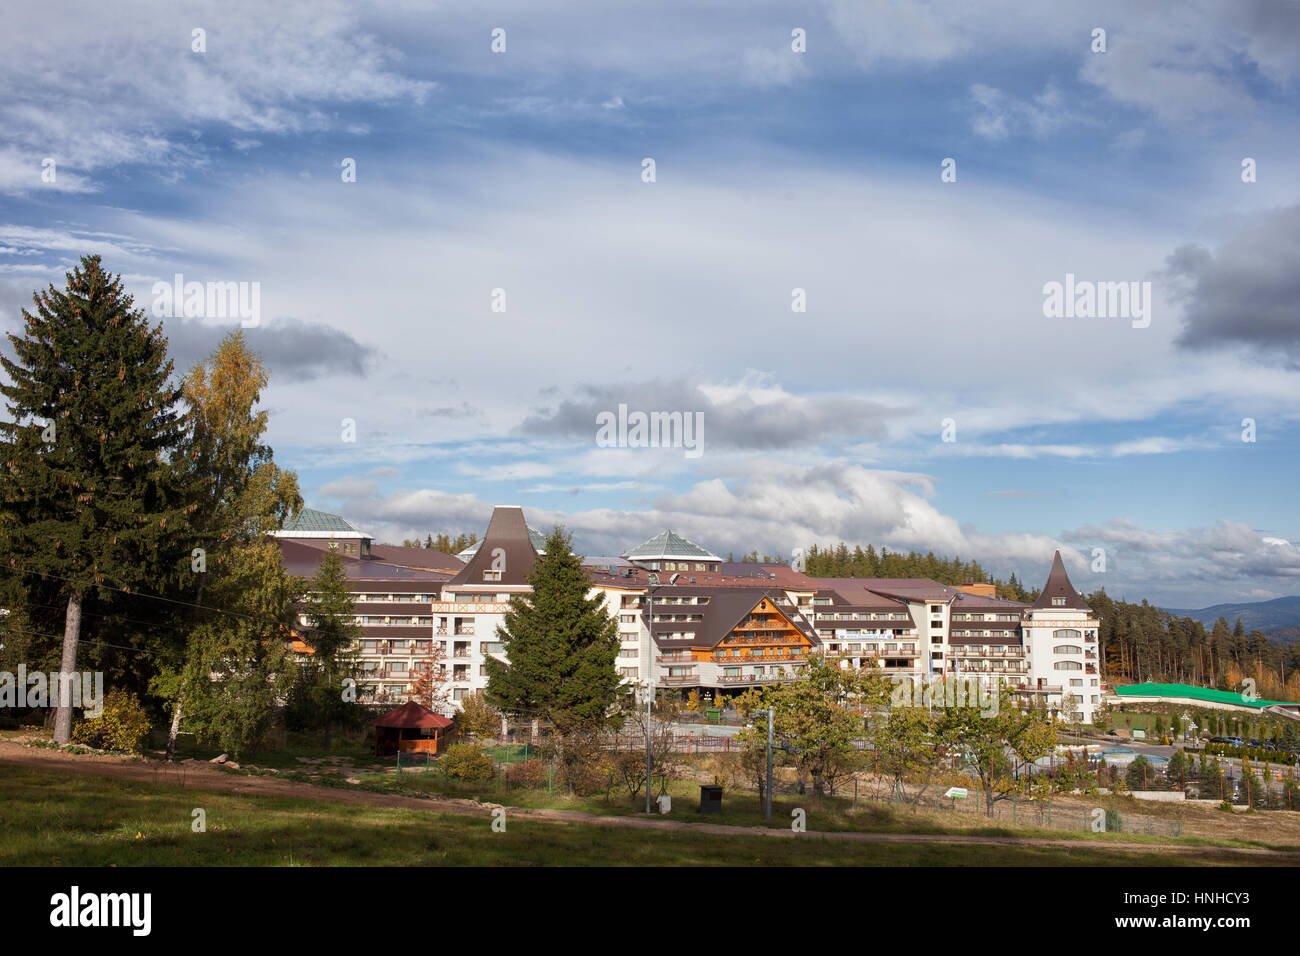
top-left (700, 597), bottom-right (815, 665)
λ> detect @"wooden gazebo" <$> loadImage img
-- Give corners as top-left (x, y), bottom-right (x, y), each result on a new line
top-left (369, 701), bottom-right (455, 756)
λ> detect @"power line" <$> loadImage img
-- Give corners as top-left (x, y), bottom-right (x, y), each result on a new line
top-left (0, 562), bottom-right (265, 624)
top-left (0, 623), bottom-right (150, 654)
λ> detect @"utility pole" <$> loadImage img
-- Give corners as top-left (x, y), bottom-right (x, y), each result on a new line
top-left (765, 705), bottom-right (774, 820)
top-left (645, 588), bottom-right (654, 815)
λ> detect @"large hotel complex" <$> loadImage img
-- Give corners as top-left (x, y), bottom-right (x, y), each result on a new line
top-left (275, 505), bottom-right (1104, 722)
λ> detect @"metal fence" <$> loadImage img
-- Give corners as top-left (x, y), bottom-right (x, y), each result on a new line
top-left (851, 780), bottom-right (1182, 836)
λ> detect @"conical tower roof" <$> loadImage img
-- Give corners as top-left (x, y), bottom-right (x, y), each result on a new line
top-left (447, 506), bottom-right (538, 587)
top-left (1031, 551), bottom-right (1091, 610)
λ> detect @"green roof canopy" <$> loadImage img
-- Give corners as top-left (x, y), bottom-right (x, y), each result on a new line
top-left (1113, 682), bottom-right (1296, 709)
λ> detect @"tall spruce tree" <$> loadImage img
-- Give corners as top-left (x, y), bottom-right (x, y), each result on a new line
top-left (0, 256), bottom-right (190, 742)
top-left (485, 527), bottom-right (620, 735)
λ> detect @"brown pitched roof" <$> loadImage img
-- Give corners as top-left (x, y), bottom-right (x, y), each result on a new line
top-left (368, 544), bottom-right (465, 573)
top-left (277, 539), bottom-right (452, 582)
top-left (369, 701), bottom-right (454, 729)
top-left (647, 587), bottom-right (819, 650)
top-left (447, 506), bottom-right (538, 587)
top-left (1031, 551), bottom-right (1092, 610)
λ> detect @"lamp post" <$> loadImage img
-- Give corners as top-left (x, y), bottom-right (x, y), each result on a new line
top-left (765, 706), bottom-right (774, 820)
top-left (645, 588), bottom-right (654, 815)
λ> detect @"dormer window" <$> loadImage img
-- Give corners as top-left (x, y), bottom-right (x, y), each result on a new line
top-left (483, 569), bottom-right (502, 582)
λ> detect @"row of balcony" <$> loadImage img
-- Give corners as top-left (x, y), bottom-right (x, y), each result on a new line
top-left (713, 653), bottom-right (806, 664)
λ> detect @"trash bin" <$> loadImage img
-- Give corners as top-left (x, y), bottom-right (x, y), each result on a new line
top-left (699, 784), bottom-right (723, 814)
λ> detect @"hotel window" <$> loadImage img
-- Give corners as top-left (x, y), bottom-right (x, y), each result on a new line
top-left (1054, 645), bottom-right (1083, 655)
top-left (454, 688), bottom-right (466, 701)
top-left (1054, 661), bottom-right (1082, 670)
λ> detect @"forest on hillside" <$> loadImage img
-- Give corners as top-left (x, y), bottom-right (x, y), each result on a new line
top-left (1088, 591), bottom-right (1300, 703)
top-left (789, 542), bottom-right (1041, 602)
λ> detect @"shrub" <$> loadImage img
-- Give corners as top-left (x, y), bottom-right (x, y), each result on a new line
top-left (71, 689), bottom-right (151, 754)
top-left (506, 757), bottom-right (548, 789)
top-left (455, 691), bottom-right (502, 739)
top-left (444, 743), bottom-right (495, 781)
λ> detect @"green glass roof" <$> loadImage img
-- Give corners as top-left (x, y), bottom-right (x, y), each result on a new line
top-left (1113, 682), bottom-right (1296, 709)
top-left (623, 529), bottom-right (720, 561)
top-left (278, 508), bottom-right (366, 535)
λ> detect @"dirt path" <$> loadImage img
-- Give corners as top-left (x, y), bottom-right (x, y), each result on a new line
top-left (0, 741), bottom-right (1290, 860)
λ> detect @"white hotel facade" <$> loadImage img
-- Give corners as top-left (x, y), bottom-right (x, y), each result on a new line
top-left (276, 505), bottom-right (1102, 722)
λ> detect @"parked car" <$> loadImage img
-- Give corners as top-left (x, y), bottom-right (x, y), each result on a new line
top-left (1106, 730), bottom-right (1120, 737)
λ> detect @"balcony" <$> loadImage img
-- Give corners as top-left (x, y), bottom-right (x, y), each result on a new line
top-left (454, 627), bottom-right (475, 636)
top-left (718, 673), bottom-right (788, 684)
top-left (660, 674), bottom-right (698, 685)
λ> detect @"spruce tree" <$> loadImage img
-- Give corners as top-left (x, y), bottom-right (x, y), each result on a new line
top-left (0, 256), bottom-right (190, 742)
top-left (286, 548), bottom-right (364, 750)
top-left (485, 527), bottom-right (620, 735)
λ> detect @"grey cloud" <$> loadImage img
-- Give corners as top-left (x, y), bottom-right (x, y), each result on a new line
top-left (162, 317), bottom-right (376, 383)
top-left (420, 402), bottom-right (484, 421)
top-left (517, 379), bottom-right (899, 450)
top-left (1167, 205), bottom-right (1300, 367)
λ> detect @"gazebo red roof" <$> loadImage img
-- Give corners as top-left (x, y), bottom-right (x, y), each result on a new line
top-left (369, 701), bottom-right (454, 729)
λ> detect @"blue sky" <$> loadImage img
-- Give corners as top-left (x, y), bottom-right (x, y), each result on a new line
top-left (2, 0), bottom-right (1299, 605)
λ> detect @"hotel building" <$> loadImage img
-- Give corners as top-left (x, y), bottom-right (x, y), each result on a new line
top-left (276, 505), bottom-right (1102, 722)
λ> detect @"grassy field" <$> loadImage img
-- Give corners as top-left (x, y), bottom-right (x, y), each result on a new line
top-left (1, 765), bottom-right (1288, 866)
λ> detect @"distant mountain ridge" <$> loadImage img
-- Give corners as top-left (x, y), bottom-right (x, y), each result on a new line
top-left (1163, 595), bottom-right (1300, 642)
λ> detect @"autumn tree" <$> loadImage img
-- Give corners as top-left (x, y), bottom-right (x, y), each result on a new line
top-left (176, 536), bottom-right (299, 757)
top-left (152, 331), bottom-right (302, 758)
top-left (933, 682), bottom-right (1058, 816)
top-left (736, 655), bottom-right (889, 797)
top-left (408, 641), bottom-right (452, 715)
